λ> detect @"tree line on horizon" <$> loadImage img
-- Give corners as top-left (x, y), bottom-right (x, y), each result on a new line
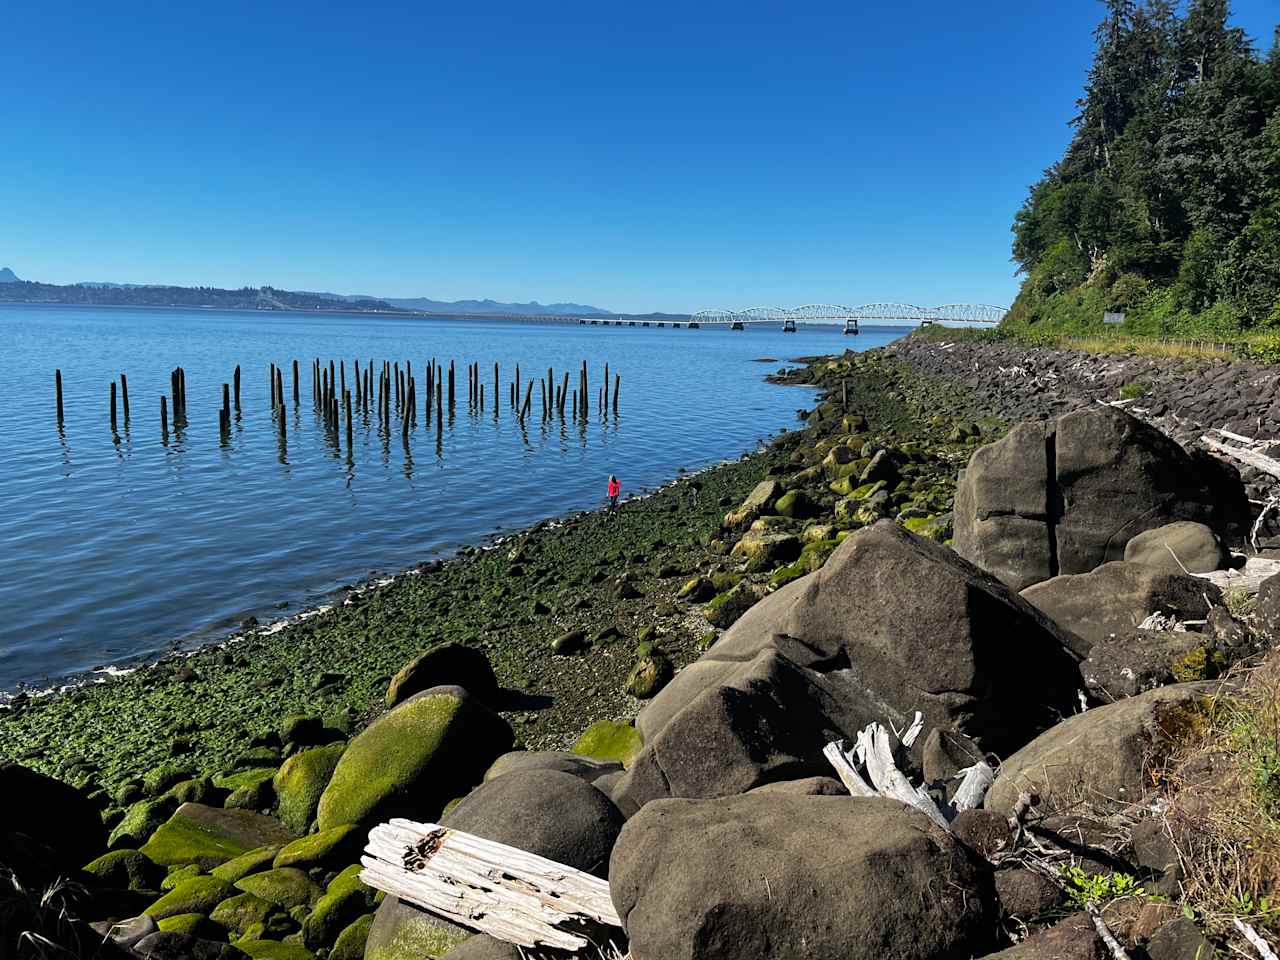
top-left (1008, 0), bottom-right (1280, 337)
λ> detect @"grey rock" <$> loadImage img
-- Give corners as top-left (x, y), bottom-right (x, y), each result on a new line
top-left (1123, 521), bottom-right (1228, 575)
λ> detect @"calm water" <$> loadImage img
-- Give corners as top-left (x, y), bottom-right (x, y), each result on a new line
top-left (0, 303), bottom-right (909, 691)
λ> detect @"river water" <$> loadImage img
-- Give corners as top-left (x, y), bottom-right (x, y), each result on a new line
top-left (0, 303), bottom-right (909, 691)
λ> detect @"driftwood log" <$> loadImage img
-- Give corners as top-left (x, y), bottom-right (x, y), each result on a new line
top-left (360, 819), bottom-right (623, 953)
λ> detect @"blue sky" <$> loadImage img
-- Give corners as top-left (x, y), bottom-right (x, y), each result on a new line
top-left (3, 2), bottom-right (1275, 314)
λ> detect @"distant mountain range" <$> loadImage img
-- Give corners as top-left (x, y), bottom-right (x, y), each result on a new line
top-left (0, 266), bottom-right (685, 319)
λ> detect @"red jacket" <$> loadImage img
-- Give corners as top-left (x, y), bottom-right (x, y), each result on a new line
top-left (608, 478), bottom-right (620, 497)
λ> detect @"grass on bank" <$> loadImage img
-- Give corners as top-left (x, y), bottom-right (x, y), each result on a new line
top-left (911, 324), bottom-right (1263, 363)
top-left (1160, 652), bottom-right (1280, 939)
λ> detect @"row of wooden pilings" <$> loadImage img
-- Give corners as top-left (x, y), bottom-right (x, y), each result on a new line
top-left (55, 360), bottom-right (621, 450)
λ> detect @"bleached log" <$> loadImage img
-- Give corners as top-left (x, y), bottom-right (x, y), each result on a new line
top-left (1200, 435), bottom-right (1280, 480)
top-left (1235, 919), bottom-right (1280, 960)
top-left (951, 761), bottom-right (996, 813)
top-left (1194, 556), bottom-right (1280, 595)
top-left (855, 724), bottom-right (951, 830)
top-left (897, 711), bottom-right (925, 750)
top-left (360, 820), bottom-right (622, 952)
top-left (822, 740), bottom-right (876, 797)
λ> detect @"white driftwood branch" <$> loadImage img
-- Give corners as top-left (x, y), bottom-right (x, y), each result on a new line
top-left (1087, 905), bottom-right (1133, 960)
top-left (895, 711), bottom-right (925, 750)
top-left (1235, 919), bottom-right (1280, 960)
top-left (360, 820), bottom-right (621, 952)
top-left (856, 724), bottom-right (951, 830)
top-left (821, 741), bottom-right (876, 797)
top-left (1200, 435), bottom-right (1280, 480)
top-left (951, 761), bottom-right (996, 813)
top-left (1195, 556), bottom-right (1280, 595)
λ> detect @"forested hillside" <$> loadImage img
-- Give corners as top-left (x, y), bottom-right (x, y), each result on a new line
top-left (1007, 1), bottom-right (1280, 337)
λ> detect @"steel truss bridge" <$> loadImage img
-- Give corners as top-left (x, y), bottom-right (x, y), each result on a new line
top-left (577, 303), bottom-right (1006, 332)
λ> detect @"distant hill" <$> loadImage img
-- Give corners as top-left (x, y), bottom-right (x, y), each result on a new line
top-left (0, 267), bottom-right (19, 283)
top-left (294, 291), bottom-right (619, 317)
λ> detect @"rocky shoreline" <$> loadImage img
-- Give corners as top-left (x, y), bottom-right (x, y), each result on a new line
top-left (4, 334), bottom-right (1279, 960)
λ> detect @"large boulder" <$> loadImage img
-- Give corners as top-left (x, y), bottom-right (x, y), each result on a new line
top-left (385, 643), bottom-right (499, 708)
top-left (315, 686), bottom-right (513, 831)
top-left (1021, 562), bottom-right (1221, 648)
top-left (484, 750), bottom-right (621, 785)
top-left (1080, 629), bottom-right (1203, 699)
top-left (1122, 521), bottom-right (1229, 575)
top-left (610, 794), bottom-right (996, 960)
top-left (618, 521), bottom-right (1082, 813)
top-left (140, 803), bottom-right (292, 870)
top-left (368, 769), bottom-right (625, 958)
top-left (986, 681), bottom-right (1224, 816)
top-left (0, 763), bottom-right (106, 873)
top-left (954, 407), bottom-right (1246, 592)
top-left (273, 742), bottom-right (346, 835)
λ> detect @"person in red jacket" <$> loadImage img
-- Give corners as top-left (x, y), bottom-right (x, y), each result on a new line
top-left (607, 474), bottom-right (620, 510)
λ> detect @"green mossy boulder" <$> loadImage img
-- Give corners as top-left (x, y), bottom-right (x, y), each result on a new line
top-left (83, 848), bottom-right (164, 892)
top-left (730, 533), bottom-right (802, 573)
top-left (141, 802), bottom-right (293, 871)
top-left (364, 899), bottom-right (470, 960)
top-left (156, 912), bottom-right (222, 938)
top-left (550, 629), bottom-right (588, 656)
top-left (775, 489), bottom-right (818, 519)
top-left (571, 721), bottom-right (642, 765)
top-left (166, 777), bottom-right (219, 805)
top-left (143, 763), bottom-right (196, 797)
top-left (214, 768), bottom-right (277, 793)
top-left (211, 890), bottom-right (279, 935)
top-left (161, 863), bottom-right (204, 891)
top-left (279, 715), bottom-right (325, 747)
top-left (274, 742), bottom-right (347, 835)
top-left (273, 823), bottom-right (362, 871)
top-left (385, 642), bottom-right (499, 708)
top-left (108, 796), bottom-right (178, 849)
top-left (143, 875), bottom-right (235, 920)
top-left (624, 654), bottom-right (674, 699)
top-left (676, 577), bottom-right (716, 602)
top-left (330, 913), bottom-right (374, 960)
top-left (704, 581), bottom-right (760, 628)
top-left (902, 514), bottom-right (952, 543)
top-left (722, 479), bottom-right (785, 528)
top-left (236, 867), bottom-right (323, 910)
top-left (315, 688), bottom-right (513, 832)
top-left (302, 865), bottom-right (376, 950)
top-left (226, 776), bottom-right (276, 812)
top-left (236, 941), bottom-right (315, 960)
top-left (211, 845), bottom-right (283, 883)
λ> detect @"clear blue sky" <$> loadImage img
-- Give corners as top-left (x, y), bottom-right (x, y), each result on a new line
top-left (3, 1), bottom-right (1275, 314)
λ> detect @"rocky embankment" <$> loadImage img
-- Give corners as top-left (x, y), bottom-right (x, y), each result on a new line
top-left (3, 339), bottom-right (1278, 960)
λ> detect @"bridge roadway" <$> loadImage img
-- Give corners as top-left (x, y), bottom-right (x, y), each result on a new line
top-left (574, 303), bottom-right (1007, 333)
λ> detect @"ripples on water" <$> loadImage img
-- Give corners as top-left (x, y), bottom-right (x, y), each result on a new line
top-left (0, 304), bottom-right (908, 690)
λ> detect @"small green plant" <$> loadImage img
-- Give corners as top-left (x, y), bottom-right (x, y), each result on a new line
top-left (1225, 587), bottom-right (1257, 620)
top-left (1230, 706), bottom-right (1280, 818)
top-left (1119, 381), bottom-right (1148, 400)
top-left (1060, 865), bottom-right (1145, 909)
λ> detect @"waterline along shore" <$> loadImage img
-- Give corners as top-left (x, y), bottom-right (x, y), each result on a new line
top-left (8, 332), bottom-right (1280, 960)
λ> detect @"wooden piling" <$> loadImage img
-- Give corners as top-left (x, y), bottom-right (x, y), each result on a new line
top-left (436, 377), bottom-right (443, 441)
top-left (603, 362), bottom-right (609, 412)
top-left (612, 374), bottom-right (620, 414)
top-left (521, 381), bottom-right (533, 420)
top-left (234, 364), bottom-right (242, 410)
top-left (160, 395), bottom-right (168, 436)
top-left (120, 373), bottom-right (130, 419)
top-left (480, 384), bottom-right (484, 411)
top-left (345, 389), bottom-right (353, 453)
top-left (292, 360), bottom-right (299, 405)
top-left (560, 372), bottom-right (569, 416)
top-left (448, 361), bottom-right (455, 410)
top-left (279, 400), bottom-right (287, 440)
top-left (276, 367), bottom-right (284, 414)
top-left (540, 378), bottom-right (547, 421)
top-left (110, 382), bottom-right (118, 433)
top-left (222, 383), bottom-right (230, 432)
top-left (270, 363), bottom-right (278, 407)
top-left (55, 369), bottom-right (63, 422)
top-left (177, 367), bottom-right (186, 422)
top-left (514, 365), bottom-right (520, 409)
top-left (493, 363), bottom-right (498, 417)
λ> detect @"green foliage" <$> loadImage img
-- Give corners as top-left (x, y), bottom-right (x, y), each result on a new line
top-left (1009, 1), bottom-right (1280, 339)
top-left (1119, 381), bottom-right (1148, 399)
top-left (1060, 865), bottom-right (1146, 909)
top-left (1231, 703), bottom-right (1280, 817)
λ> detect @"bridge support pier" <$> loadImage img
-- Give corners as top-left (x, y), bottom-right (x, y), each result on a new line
top-left (843, 319), bottom-right (859, 335)
top-left (730, 321), bottom-right (744, 331)
top-left (782, 319), bottom-right (796, 333)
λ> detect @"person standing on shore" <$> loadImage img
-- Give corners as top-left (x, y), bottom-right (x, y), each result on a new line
top-left (608, 474), bottom-right (620, 511)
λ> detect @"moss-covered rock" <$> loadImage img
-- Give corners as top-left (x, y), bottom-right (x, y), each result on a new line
top-left (676, 577), bottom-right (716, 602)
top-left (160, 863), bottom-right (204, 891)
top-left (302, 865), bottom-right (376, 949)
top-left (624, 654), bottom-right (674, 699)
top-left (730, 533), bottom-right (802, 573)
top-left (156, 912), bottom-right (222, 938)
top-left (385, 643), bottom-right (498, 708)
top-left (211, 890), bottom-right (280, 935)
top-left (315, 688), bottom-right (513, 831)
top-left (141, 802), bottom-right (293, 870)
top-left (166, 777), bottom-right (219, 805)
top-left (722, 479), bottom-right (784, 528)
top-left (902, 514), bottom-right (952, 543)
top-left (142, 875), bottom-right (235, 920)
top-left (226, 776), bottom-right (276, 812)
top-left (273, 823), bottom-right (362, 871)
top-left (330, 912), bottom-right (374, 960)
top-left (108, 796), bottom-right (178, 849)
top-left (274, 742), bottom-right (346, 835)
top-left (143, 763), bottom-right (196, 797)
top-left (83, 848), bottom-right (164, 892)
top-left (1171, 645), bottom-right (1228, 682)
top-left (775, 489), bottom-right (818, 519)
top-left (364, 898), bottom-right (470, 960)
top-left (235, 867), bottom-right (323, 909)
top-left (704, 581), bottom-right (760, 628)
top-left (211, 845), bottom-right (283, 883)
top-left (214, 768), bottom-right (277, 793)
top-left (236, 940), bottom-right (315, 960)
top-left (279, 715), bottom-right (325, 747)
top-left (571, 720), bottom-right (642, 765)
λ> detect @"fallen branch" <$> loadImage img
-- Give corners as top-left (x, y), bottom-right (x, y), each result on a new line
top-left (360, 820), bottom-right (622, 953)
top-left (1234, 919), bottom-right (1279, 960)
top-left (1087, 905), bottom-right (1133, 960)
top-left (1200, 435), bottom-right (1280, 480)
top-left (952, 761), bottom-right (996, 813)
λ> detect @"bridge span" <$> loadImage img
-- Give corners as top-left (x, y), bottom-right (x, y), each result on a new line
top-left (576, 303), bottom-right (1006, 333)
